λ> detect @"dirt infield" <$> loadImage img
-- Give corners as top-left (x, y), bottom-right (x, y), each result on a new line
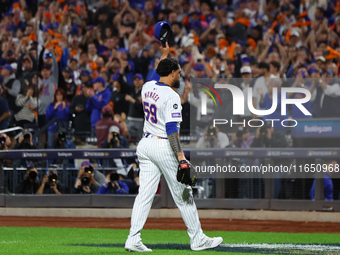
top-left (1, 216), bottom-right (340, 233)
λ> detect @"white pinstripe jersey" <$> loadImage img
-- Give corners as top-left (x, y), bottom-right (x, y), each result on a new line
top-left (142, 80), bottom-right (182, 138)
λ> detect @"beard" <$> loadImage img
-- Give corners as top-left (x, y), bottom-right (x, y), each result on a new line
top-left (172, 80), bottom-right (180, 89)
top-left (171, 75), bottom-right (180, 87)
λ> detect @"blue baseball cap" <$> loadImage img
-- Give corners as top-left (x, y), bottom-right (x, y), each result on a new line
top-left (154, 21), bottom-right (175, 47)
top-left (189, 11), bottom-right (201, 16)
top-left (92, 76), bottom-right (106, 85)
top-left (81, 161), bottom-right (91, 167)
top-left (63, 66), bottom-right (72, 73)
top-left (3, 11), bottom-right (13, 17)
top-left (194, 63), bottom-right (204, 71)
top-left (134, 73), bottom-right (143, 80)
top-left (179, 55), bottom-right (189, 67)
top-left (236, 40), bottom-right (245, 47)
top-left (241, 56), bottom-right (250, 64)
top-left (80, 70), bottom-right (90, 76)
top-left (1, 64), bottom-right (13, 73)
top-left (308, 68), bottom-right (318, 74)
top-left (112, 71), bottom-right (120, 81)
top-left (118, 48), bottom-right (128, 55)
top-left (70, 24), bottom-right (79, 36)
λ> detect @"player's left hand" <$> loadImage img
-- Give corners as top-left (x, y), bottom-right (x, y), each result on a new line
top-left (177, 160), bottom-right (197, 186)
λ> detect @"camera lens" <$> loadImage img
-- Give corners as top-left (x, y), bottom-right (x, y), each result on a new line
top-left (0, 136), bottom-right (6, 144)
top-left (84, 166), bottom-right (93, 174)
top-left (48, 173), bottom-right (58, 183)
top-left (81, 176), bottom-right (90, 186)
top-left (207, 127), bottom-right (216, 137)
top-left (110, 173), bottom-right (119, 182)
top-left (29, 171), bottom-right (37, 179)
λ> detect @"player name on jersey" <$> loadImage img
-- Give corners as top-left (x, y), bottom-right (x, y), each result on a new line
top-left (144, 91), bottom-right (160, 102)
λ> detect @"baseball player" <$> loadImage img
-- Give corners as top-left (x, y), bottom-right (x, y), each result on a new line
top-left (125, 44), bottom-right (223, 252)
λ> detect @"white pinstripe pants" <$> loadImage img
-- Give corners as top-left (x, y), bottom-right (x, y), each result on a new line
top-left (126, 137), bottom-right (207, 246)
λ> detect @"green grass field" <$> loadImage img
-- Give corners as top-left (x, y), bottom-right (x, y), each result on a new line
top-left (1, 227), bottom-right (340, 254)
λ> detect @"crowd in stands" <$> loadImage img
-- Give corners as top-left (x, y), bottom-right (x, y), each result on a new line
top-left (0, 0), bottom-right (339, 148)
top-left (0, 0), bottom-right (340, 197)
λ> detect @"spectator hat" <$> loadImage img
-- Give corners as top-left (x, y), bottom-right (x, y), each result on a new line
top-left (3, 11), bottom-right (13, 17)
top-left (80, 70), bottom-right (90, 76)
top-left (134, 73), bottom-right (143, 80)
top-left (63, 66), bottom-right (72, 73)
top-left (241, 66), bottom-right (252, 74)
top-left (81, 161), bottom-right (91, 167)
top-left (179, 55), bottom-right (189, 66)
top-left (118, 48), bottom-right (128, 55)
top-left (236, 127), bottom-right (249, 138)
top-left (109, 125), bottom-right (120, 134)
top-left (258, 62), bottom-right (269, 70)
top-left (189, 10), bottom-right (201, 16)
top-left (41, 64), bottom-right (51, 70)
top-left (1, 64), bottom-right (13, 73)
top-left (216, 34), bottom-right (225, 41)
top-left (181, 33), bottom-right (195, 47)
top-left (143, 44), bottom-right (152, 51)
top-left (194, 63), bottom-right (204, 71)
top-left (70, 24), bottom-right (79, 36)
top-left (290, 30), bottom-right (300, 38)
top-left (92, 76), bottom-right (105, 85)
top-left (10, 63), bottom-right (17, 71)
top-left (308, 68), bottom-right (318, 74)
top-left (83, 81), bottom-right (92, 88)
top-left (22, 55), bottom-right (30, 61)
top-left (316, 56), bottom-right (326, 63)
top-left (236, 40), bottom-right (245, 47)
top-left (112, 71), bottom-right (120, 81)
top-left (102, 105), bottom-right (113, 114)
top-left (226, 59), bottom-right (234, 65)
top-left (7, 50), bottom-right (14, 56)
top-left (44, 12), bottom-right (52, 20)
top-left (29, 42), bottom-right (38, 51)
top-left (154, 21), bottom-right (175, 47)
top-left (281, 4), bottom-right (290, 12)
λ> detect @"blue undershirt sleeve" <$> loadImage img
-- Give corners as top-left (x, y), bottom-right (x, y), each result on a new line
top-left (150, 69), bottom-right (160, 82)
top-left (166, 122), bottom-right (178, 135)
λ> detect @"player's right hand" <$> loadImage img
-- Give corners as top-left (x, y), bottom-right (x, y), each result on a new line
top-left (160, 41), bottom-right (170, 60)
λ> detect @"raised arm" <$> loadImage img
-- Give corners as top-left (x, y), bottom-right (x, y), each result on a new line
top-left (149, 42), bottom-right (170, 81)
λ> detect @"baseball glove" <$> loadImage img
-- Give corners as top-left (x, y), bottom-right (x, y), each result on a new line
top-left (177, 160), bottom-right (197, 186)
